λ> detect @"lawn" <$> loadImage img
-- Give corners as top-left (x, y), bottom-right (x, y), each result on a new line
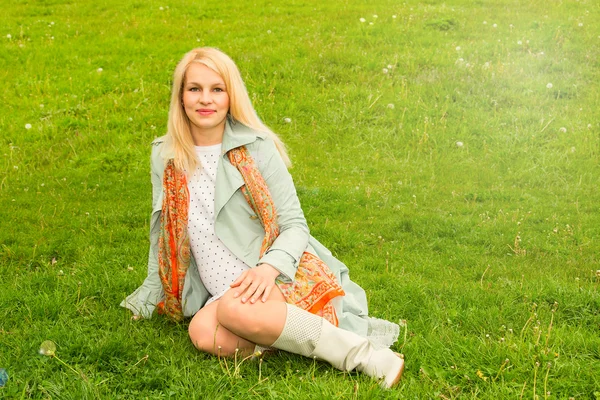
top-left (0, 0), bottom-right (599, 398)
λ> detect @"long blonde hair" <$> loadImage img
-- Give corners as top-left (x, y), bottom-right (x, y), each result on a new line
top-left (164, 47), bottom-right (290, 172)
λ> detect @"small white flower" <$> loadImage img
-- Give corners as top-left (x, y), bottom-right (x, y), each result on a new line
top-left (517, 40), bottom-right (522, 45)
top-left (546, 83), bottom-right (553, 89)
top-left (267, 30), bottom-right (271, 34)
top-left (588, 124), bottom-right (592, 129)
top-left (373, 14), bottom-right (378, 18)
top-left (492, 23), bottom-right (497, 28)
top-left (570, 147), bottom-right (576, 153)
top-left (456, 141), bottom-right (464, 147)
top-left (127, 266), bottom-right (134, 271)
top-left (150, 125), bottom-right (156, 130)
top-left (6, 34), bottom-right (11, 39)
top-left (382, 68), bottom-right (388, 74)
top-left (483, 21), bottom-right (487, 25)
top-left (39, 104), bottom-right (44, 108)
top-left (284, 117), bottom-right (291, 123)
top-left (97, 67), bottom-right (103, 73)
top-left (387, 64), bottom-right (392, 69)
top-left (465, 63), bottom-right (471, 68)
top-left (359, 18), bottom-right (366, 23)
top-left (539, 51), bottom-right (544, 55)
top-left (50, 36), bottom-right (54, 40)
top-left (578, 22), bottom-right (583, 27)
top-left (387, 103), bottom-right (395, 109)
top-left (559, 127), bottom-right (567, 133)
top-left (50, 21), bottom-right (55, 25)
top-left (128, 117), bottom-right (133, 122)
top-left (58, 270), bottom-right (64, 276)
top-left (483, 62), bottom-right (490, 69)
top-left (458, 58), bottom-right (464, 62)
top-left (455, 46), bottom-right (461, 51)
top-left (509, 24), bottom-right (514, 29)
top-left (369, 22), bottom-right (374, 25)
top-left (392, 15), bottom-right (397, 19)
top-left (159, 6), bottom-right (164, 10)
top-left (13, 165), bottom-right (18, 170)
top-left (25, 123), bottom-right (32, 129)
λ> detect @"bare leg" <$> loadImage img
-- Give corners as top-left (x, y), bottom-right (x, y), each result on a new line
top-left (216, 286), bottom-right (287, 346)
top-left (188, 300), bottom-right (255, 357)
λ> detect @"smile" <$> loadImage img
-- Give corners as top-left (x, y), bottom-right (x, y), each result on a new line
top-left (196, 109), bottom-right (216, 116)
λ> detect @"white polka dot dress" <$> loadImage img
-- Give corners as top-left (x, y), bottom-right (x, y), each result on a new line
top-left (187, 144), bottom-right (250, 304)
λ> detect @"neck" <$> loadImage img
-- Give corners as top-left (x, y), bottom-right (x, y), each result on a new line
top-left (190, 122), bottom-right (225, 146)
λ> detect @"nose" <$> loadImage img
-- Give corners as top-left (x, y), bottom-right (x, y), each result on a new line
top-left (199, 90), bottom-right (212, 104)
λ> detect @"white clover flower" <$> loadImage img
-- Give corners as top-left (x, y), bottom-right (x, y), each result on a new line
top-left (387, 103), bottom-right (395, 109)
top-left (458, 58), bottom-right (464, 62)
top-left (373, 15), bottom-right (378, 18)
top-left (517, 40), bottom-right (522, 45)
top-left (483, 62), bottom-right (490, 69)
top-left (588, 124), bottom-right (592, 129)
top-left (392, 15), bottom-right (397, 19)
top-left (465, 63), bottom-right (471, 68)
top-left (39, 104), bottom-right (44, 108)
top-left (128, 117), bottom-right (133, 122)
top-left (267, 30), bottom-right (271, 34)
top-left (159, 6), bottom-right (164, 10)
top-left (456, 141), bottom-right (464, 147)
top-left (50, 36), bottom-right (54, 40)
top-left (369, 22), bottom-right (374, 25)
top-left (97, 67), bottom-right (103, 73)
top-left (13, 165), bottom-right (18, 170)
top-left (578, 22), bottom-right (583, 27)
top-left (483, 21), bottom-right (487, 24)
top-left (25, 123), bottom-right (32, 129)
top-left (6, 34), bottom-right (11, 39)
top-left (387, 64), bottom-right (392, 69)
top-left (51, 21), bottom-right (55, 25)
top-left (456, 46), bottom-right (461, 51)
top-left (359, 18), bottom-right (366, 23)
top-left (492, 23), bottom-right (497, 28)
top-left (546, 83), bottom-right (553, 89)
top-left (284, 117), bottom-right (291, 123)
top-left (570, 147), bottom-right (576, 153)
top-left (382, 68), bottom-right (388, 74)
top-left (559, 127), bottom-right (567, 133)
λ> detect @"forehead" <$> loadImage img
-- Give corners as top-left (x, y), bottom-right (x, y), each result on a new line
top-left (185, 63), bottom-right (225, 84)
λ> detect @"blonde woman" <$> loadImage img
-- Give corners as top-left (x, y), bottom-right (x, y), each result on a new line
top-left (121, 47), bottom-right (404, 388)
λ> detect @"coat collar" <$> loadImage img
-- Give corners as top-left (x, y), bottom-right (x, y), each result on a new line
top-left (221, 117), bottom-right (267, 154)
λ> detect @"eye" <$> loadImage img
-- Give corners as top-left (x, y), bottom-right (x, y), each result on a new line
top-left (213, 87), bottom-right (225, 92)
top-left (189, 87), bottom-right (199, 92)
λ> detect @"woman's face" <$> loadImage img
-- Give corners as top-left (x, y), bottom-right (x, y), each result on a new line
top-left (182, 63), bottom-right (230, 144)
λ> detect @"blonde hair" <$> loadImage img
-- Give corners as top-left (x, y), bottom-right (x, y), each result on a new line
top-left (165, 47), bottom-right (290, 172)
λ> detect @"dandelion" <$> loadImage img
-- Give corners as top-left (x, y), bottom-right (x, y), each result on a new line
top-left (283, 117), bottom-right (291, 123)
top-left (546, 83), bottom-right (553, 89)
top-left (6, 34), bottom-right (11, 39)
top-left (456, 141), bottom-right (464, 147)
top-left (359, 18), bottom-right (366, 23)
top-left (25, 123), bottom-right (32, 129)
top-left (559, 127), bottom-right (567, 133)
top-left (39, 340), bottom-right (57, 356)
top-left (455, 46), bottom-right (461, 51)
top-left (387, 103), bottom-right (395, 109)
top-left (382, 68), bottom-right (389, 74)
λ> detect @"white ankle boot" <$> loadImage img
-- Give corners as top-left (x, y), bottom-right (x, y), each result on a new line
top-left (271, 304), bottom-right (404, 388)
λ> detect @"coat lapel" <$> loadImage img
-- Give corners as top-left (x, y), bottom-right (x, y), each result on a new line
top-left (214, 119), bottom-right (267, 219)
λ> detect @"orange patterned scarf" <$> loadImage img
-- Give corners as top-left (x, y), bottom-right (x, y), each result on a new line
top-left (158, 146), bottom-right (345, 324)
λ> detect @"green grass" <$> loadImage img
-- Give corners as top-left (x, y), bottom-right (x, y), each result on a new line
top-left (1, 0), bottom-right (599, 398)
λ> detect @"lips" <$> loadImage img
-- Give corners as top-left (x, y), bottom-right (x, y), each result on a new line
top-left (197, 109), bottom-right (216, 116)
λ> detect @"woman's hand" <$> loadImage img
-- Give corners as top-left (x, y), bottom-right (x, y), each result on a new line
top-left (231, 263), bottom-right (281, 304)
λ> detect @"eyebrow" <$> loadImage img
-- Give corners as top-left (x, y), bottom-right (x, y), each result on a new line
top-left (185, 81), bottom-right (226, 87)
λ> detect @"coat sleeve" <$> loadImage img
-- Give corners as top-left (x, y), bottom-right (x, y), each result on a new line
top-left (120, 142), bottom-right (165, 318)
top-left (254, 139), bottom-right (309, 282)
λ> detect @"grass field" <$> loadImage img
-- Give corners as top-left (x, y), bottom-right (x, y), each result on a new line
top-left (1, 0), bottom-right (599, 398)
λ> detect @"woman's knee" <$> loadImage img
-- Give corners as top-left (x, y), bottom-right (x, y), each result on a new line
top-left (216, 291), bottom-right (256, 332)
top-left (188, 312), bottom-right (219, 352)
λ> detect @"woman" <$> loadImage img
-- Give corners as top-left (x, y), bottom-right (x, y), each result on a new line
top-left (121, 47), bottom-right (404, 388)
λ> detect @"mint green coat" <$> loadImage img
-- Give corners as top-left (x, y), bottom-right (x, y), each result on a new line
top-left (121, 120), bottom-right (371, 336)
